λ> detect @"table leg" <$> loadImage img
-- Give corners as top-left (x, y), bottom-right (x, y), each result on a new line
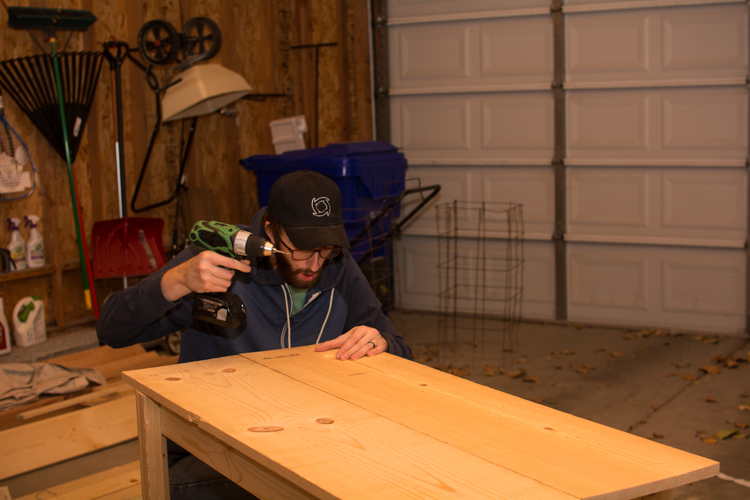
top-left (136, 391), bottom-right (170, 499)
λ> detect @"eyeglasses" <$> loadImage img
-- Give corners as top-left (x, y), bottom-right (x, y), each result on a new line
top-left (280, 241), bottom-right (341, 261)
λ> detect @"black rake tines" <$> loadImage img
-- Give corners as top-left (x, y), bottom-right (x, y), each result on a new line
top-left (0, 51), bottom-right (104, 163)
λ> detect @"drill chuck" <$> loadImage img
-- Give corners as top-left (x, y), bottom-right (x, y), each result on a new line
top-left (233, 231), bottom-right (277, 258)
top-left (189, 220), bottom-right (285, 259)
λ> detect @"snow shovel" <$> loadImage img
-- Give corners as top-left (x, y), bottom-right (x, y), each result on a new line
top-left (91, 217), bottom-right (166, 278)
top-left (91, 41), bottom-right (166, 283)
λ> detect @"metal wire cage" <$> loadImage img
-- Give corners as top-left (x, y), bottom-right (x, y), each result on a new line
top-left (436, 201), bottom-right (524, 357)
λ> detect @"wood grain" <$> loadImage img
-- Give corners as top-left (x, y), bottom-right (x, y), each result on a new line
top-left (14, 460), bottom-right (141, 500)
top-left (0, 393), bottom-right (137, 480)
top-left (124, 355), bottom-right (577, 499)
top-left (243, 347), bottom-right (718, 500)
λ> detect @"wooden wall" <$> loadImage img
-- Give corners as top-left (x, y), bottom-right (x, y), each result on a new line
top-left (0, 0), bottom-right (373, 329)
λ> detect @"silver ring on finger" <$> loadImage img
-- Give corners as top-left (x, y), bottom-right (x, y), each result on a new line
top-left (368, 341), bottom-right (376, 350)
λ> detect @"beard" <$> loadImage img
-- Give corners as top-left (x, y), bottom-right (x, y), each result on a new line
top-left (274, 253), bottom-right (323, 289)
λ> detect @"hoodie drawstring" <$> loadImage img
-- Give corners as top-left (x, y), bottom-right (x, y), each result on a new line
top-left (316, 288), bottom-right (335, 344)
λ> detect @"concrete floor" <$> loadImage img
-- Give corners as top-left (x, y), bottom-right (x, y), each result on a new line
top-left (3, 311), bottom-right (750, 499)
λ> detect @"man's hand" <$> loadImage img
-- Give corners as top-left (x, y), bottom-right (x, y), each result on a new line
top-left (161, 252), bottom-right (252, 302)
top-left (315, 325), bottom-right (388, 361)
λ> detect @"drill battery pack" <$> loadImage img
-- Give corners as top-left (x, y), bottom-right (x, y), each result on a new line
top-left (193, 292), bottom-right (247, 330)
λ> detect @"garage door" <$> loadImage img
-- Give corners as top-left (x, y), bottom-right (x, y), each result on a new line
top-left (380, 0), bottom-right (748, 334)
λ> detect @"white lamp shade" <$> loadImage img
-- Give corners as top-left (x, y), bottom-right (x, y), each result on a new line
top-left (161, 63), bottom-right (253, 122)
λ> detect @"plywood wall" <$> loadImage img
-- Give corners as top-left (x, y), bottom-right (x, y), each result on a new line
top-left (0, 0), bottom-right (373, 328)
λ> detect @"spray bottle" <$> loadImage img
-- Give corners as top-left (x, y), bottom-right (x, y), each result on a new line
top-left (13, 295), bottom-right (46, 347)
top-left (7, 217), bottom-right (26, 271)
top-left (0, 293), bottom-right (10, 355)
top-left (24, 215), bottom-right (45, 268)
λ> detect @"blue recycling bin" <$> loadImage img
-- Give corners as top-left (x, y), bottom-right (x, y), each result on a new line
top-left (241, 141), bottom-right (407, 311)
top-left (240, 141), bottom-right (407, 245)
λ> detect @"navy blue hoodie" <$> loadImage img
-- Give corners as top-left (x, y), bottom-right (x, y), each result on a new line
top-left (96, 208), bottom-right (412, 362)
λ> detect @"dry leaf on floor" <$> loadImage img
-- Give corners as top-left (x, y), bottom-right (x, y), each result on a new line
top-left (733, 433), bottom-right (747, 440)
top-left (513, 358), bottom-right (526, 364)
top-left (563, 350), bottom-right (575, 355)
top-left (554, 365), bottom-right (563, 370)
top-left (648, 433), bottom-right (664, 440)
top-left (674, 362), bottom-right (691, 369)
top-left (650, 404), bottom-right (660, 411)
top-left (702, 338), bottom-right (719, 344)
top-left (739, 404), bottom-right (750, 411)
top-left (700, 365), bottom-right (721, 375)
top-left (683, 374), bottom-right (697, 381)
top-left (705, 396), bottom-right (718, 403)
top-left (571, 364), bottom-right (588, 375)
top-left (506, 370), bottom-right (525, 379)
top-left (484, 364), bottom-right (497, 377)
top-left (548, 382), bottom-right (557, 387)
top-left (702, 437), bottom-right (718, 445)
top-left (666, 373), bottom-right (679, 377)
top-left (523, 375), bottom-right (539, 383)
top-left (594, 348), bottom-right (607, 353)
top-left (714, 429), bottom-right (739, 441)
top-left (535, 398), bottom-right (544, 403)
top-left (735, 422), bottom-right (749, 429)
top-left (610, 352), bottom-right (624, 358)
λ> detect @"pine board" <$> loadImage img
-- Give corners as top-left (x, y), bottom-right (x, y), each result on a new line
top-left (15, 460), bottom-right (141, 500)
top-left (243, 348), bottom-right (718, 500)
top-left (124, 356), bottom-right (577, 500)
top-left (0, 394), bottom-right (137, 480)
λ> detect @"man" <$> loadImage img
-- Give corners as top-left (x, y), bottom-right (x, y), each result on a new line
top-left (96, 169), bottom-right (411, 499)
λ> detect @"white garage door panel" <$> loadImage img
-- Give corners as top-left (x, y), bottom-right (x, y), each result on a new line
top-left (395, 234), bottom-right (555, 319)
top-left (392, 92), bottom-right (554, 162)
top-left (567, 167), bottom-right (747, 242)
top-left (520, 240), bottom-right (556, 319)
top-left (400, 166), bottom-right (474, 236)
top-left (567, 87), bottom-right (747, 161)
top-left (400, 165), bottom-right (554, 238)
top-left (566, 4), bottom-right (748, 83)
top-left (568, 242), bottom-right (745, 333)
top-left (390, 17), bottom-right (553, 90)
top-left (389, 0), bottom-right (550, 19)
top-left (392, 24), bottom-right (471, 84)
top-left (481, 168), bottom-right (554, 238)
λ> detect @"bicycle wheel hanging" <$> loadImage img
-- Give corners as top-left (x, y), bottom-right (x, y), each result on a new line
top-left (181, 17), bottom-right (222, 59)
top-left (138, 19), bottom-right (181, 66)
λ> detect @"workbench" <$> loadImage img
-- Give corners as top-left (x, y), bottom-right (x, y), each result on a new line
top-left (123, 346), bottom-right (718, 499)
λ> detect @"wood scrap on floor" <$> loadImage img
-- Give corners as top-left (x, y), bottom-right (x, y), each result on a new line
top-left (0, 393), bottom-right (138, 480)
top-left (14, 460), bottom-right (141, 500)
top-left (0, 343), bottom-right (178, 430)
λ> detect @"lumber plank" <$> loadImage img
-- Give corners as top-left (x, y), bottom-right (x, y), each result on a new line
top-left (43, 344), bottom-right (147, 369)
top-left (161, 404), bottom-right (318, 500)
top-left (136, 392), bottom-right (169, 500)
top-left (124, 356), bottom-right (576, 500)
top-left (14, 461), bottom-right (141, 500)
top-left (17, 381), bottom-right (133, 420)
top-left (0, 393), bottom-right (137, 480)
top-left (93, 351), bottom-right (171, 381)
top-left (242, 347), bottom-right (718, 500)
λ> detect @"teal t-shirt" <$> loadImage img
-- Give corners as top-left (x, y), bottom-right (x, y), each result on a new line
top-left (288, 286), bottom-right (307, 315)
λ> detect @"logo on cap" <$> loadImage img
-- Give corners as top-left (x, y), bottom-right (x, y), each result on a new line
top-left (311, 197), bottom-right (331, 217)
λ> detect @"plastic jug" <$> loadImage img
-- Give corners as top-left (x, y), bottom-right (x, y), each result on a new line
top-left (0, 293), bottom-right (10, 355)
top-left (12, 295), bottom-right (46, 347)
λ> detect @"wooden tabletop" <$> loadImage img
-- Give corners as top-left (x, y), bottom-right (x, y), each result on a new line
top-left (123, 346), bottom-right (718, 499)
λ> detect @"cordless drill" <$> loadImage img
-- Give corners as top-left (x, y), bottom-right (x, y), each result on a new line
top-left (188, 220), bottom-right (286, 330)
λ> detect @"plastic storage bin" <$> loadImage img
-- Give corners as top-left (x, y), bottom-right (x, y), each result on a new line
top-left (242, 142), bottom-right (407, 312)
top-left (240, 141), bottom-right (407, 241)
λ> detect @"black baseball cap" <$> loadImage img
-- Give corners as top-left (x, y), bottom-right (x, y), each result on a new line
top-left (267, 170), bottom-right (351, 249)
